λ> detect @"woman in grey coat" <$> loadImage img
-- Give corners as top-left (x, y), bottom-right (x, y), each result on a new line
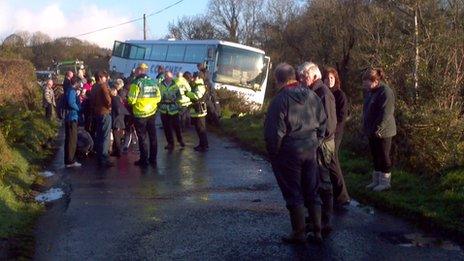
top-left (362, 68), bottom-right (396, 192)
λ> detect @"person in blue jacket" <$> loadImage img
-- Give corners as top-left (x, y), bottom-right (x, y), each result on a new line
top-left (64, 76), bottom-right (83, 168)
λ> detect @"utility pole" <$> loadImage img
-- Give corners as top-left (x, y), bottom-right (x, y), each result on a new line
top-left (143, 14), bottom-right (147, 40)
top-left (413, 5), bottom-right (419, 101)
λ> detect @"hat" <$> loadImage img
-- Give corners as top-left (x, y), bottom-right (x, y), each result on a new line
top-left (137, 63), bottom-right (149, 70)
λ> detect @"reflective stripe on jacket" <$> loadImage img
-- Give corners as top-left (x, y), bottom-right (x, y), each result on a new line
top-left (158, 80), bottom-right (181, 115)
top-left (127, 75), bottom-right (161, 118)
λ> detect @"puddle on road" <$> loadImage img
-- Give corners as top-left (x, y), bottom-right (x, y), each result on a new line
top-left (350, 200), bottom-right (375, 215)
top-left (38, 171), bottom-right (55, 178)
top-left (35, 188), bottom-right (64, 202)
top-left (381, 232), bottom-right (462, 252)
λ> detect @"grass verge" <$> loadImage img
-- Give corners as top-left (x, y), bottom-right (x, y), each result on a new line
top-left (214, 114), bottom-right (464, 238)
top-left (0, 105), bottom-right (58, 258)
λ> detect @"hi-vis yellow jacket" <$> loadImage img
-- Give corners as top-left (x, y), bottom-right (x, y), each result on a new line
top-left (186, 78), bottom-right (207, 118)
top-left (174, 77), bottom-right (192, 108)
top-left (158, 80), bottom-right (181, 115)
top-left (127, 75), bottom-right (161, 118)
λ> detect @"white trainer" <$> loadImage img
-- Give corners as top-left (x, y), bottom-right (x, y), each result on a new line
top-left (65, 162), bottom-right (82, 168)
top-left (366, 171), bottom-right (380, 189)
top-left (373, 172), bottom-right (391, 192)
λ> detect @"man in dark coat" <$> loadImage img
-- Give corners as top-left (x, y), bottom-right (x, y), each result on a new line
top-left (298, 62), bottom-right (347, 237)
top-left (264, 63), bottom-right (327, 244)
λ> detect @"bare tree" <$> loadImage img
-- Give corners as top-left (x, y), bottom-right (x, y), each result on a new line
top-left (241, 0), bottom-right (265, 45)
top-left (30, 31), bottom-right (52, 46)
top-left (208, 0), bottom-right (243, 42)
top-left (168, 15), bottom-right (217, 40)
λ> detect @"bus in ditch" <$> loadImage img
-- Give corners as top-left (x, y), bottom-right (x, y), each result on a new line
top-left (109, 39), bottom-right (271, 106)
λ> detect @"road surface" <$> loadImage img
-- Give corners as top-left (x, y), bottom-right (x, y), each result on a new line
top-left (34, 121), bottom-right (464, 260)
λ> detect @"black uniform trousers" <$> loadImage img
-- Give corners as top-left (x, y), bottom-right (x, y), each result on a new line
top-left (369, 136), bottom-right (392, 173)
top-left (179, 107), bottom-right (191, 131)
top-left (64, 120), bottom-right (78, 165)
top-left (160, 113), bottom-right (184, 146)
top-left (271, 148), bottom-right (320, 209)
top-left (134, 114), bottom-right (157, 164)
top-left (328, 133), bottom-right (350, 205)
top-left (192, 117), bottom-right (208, 148)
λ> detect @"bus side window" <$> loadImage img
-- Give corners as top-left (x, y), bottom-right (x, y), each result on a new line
top-left (113, 41), bottom-right (125, 57)
top-left (123, 45), bottom-right (131, 58)
top-left (150, 44), bottom-right (168, 61)
top-left (184, 45), bottom-right (207, 63)
top-left (166, 45), bottom-right (186, 62)
top-left (129, 46), bottom-right (145, 60)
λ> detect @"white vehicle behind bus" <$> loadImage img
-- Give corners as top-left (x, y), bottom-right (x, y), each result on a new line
top-left (109, 39), bottom-right (270, 106)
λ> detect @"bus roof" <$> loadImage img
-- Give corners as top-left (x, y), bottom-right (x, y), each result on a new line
top-left (124, 39), bottom-right (265, 54)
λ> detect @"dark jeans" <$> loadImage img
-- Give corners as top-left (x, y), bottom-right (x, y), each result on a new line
top-left (192, 117), bottom-right (208, 148)
top-left (64, 121), bottom-right (77, 165)
top-left (369, 136), bottom-right (392, 173)
top-left (179, 107), bottom-right (191, 131)
top-left (271, 148), bottom-right (320, 209)
top-left (112, 128), bottom-right (124, 155)
top-left (134, 115), bottom-right (157, 164)
top-left (329, 133), bottom-right (350, 204)
top-left (160, 113), bottom-right (183, 145)
top-left (45, 104), bottom-right (53, 120)
top-left (95, 114), bottom-right (112, 163)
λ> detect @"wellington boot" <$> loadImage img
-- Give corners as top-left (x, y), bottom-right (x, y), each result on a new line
top-left (281, 207), bottom-right (306, 244)
top-left (366, 171), bottom-right (380, 189)
top-left (373, 172), bottom-right (391, 192)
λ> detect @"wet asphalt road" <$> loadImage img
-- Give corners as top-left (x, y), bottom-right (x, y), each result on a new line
top-left (35, 120), bottom-right (464, 260)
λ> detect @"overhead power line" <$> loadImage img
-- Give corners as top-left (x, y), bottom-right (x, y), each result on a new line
top-left (73, 0), bottom-right (184, 38)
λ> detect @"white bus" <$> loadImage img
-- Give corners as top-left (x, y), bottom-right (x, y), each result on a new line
top-left (109, 39), bottom-right (270, 105)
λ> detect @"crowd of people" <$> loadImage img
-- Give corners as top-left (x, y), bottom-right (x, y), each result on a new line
top-left (42, 58), bottom-right (396, 245)
top-left (42, 63), bottom-right (212, 169)
top-left (265, 62), bottom-right (396, 244)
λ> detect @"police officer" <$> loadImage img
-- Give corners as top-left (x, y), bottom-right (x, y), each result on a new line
top-left (264, 63), bottom-right (327, 244)
top-left (158, 71), bottom-right (185, 150)
top-left (185, 72), bottom-right (209, 152)
top-left (174, 72), bottom-right (192, 131)
top-left (127, 63), bottom-right (161, 167)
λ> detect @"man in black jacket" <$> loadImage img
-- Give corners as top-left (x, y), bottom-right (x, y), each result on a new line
top-left (298, 62), bottom-right (349, 237)
top-left (264, 63), bottom-right (327, 244)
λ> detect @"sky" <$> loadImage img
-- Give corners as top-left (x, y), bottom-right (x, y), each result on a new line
top-left (0, 0), bottom-right (208, 48)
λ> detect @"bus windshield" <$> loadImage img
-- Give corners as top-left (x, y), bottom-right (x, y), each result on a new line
top-left (213, 45), bottom-right (267, 91)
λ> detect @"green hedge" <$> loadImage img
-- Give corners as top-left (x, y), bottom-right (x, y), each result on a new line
top-left (0, 58), bottom-right (58, 238)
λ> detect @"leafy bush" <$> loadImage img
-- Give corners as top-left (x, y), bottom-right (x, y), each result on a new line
top-left (0, 58), bottom-right (58, 238)
top-left (343, 102), bottom-right (464, 175)
top-left (394, 103), bottom-right (464, 174)
top-left (0, 58), bottom-right (40, 109)
top-left (216, 88), bottom-right (261, 117)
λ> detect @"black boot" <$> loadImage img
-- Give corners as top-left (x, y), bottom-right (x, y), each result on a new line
top-left (281, 206), bottom-right (306, 244)
top-left (307, 204), bottom-right (323, 244)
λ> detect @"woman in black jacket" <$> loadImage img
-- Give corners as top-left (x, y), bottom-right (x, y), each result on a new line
top-left (362, 68), bottom-right (396, 192)
top-left (323, 67), bottom-right (350, 205)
